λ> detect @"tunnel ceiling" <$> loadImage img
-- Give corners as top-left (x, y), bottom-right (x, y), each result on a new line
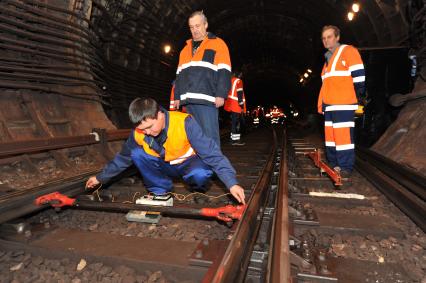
top-left (0, 0), bottom-right (423, 129)
top-left (91, 0), bottom-right (416, 110)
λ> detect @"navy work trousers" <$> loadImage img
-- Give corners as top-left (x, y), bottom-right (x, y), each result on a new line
top-left (185, 104), bottom-right (220, 147)
top-left (131, 147), bottom-right (213, 195)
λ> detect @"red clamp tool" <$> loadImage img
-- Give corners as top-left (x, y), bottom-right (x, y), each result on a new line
top-left (35, 192), bottom-right (76, 207)
top-left (305, 149), bottom-right (342, 186)
top-left (200, 205), bottom-right (246, 222)
top-left (35, 192), bottom-right (246, 223)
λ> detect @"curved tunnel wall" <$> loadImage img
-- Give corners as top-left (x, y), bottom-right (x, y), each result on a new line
top-left (0, 0), bottom-right (422, 134)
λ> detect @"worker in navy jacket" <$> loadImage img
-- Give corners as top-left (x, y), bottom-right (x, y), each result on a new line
top-left (86, 98), bottom-right (246, 204)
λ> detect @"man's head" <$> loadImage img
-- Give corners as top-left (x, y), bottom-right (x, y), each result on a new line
top-left (129, 98), bottom-right (165, 136)
top-left (188, 10), bottom-right (208, 42)
top-left (321, 25), bottom-right (340, 51)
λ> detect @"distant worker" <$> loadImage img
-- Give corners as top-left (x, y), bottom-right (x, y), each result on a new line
top-left (317, 25), bottom-right (365, 178)
top-left (174, 10), bottom-right (232, 147)
top-left (86, 98), bottom-right (246, 204)
top-left (252, 105), bottom-right (264, 126)
top-left (269, 105), bottom-right (283, 124)
top-left (169, 82), bottom-right (176, 111)
top-left (169, 81), bottom-right (186, 113)
top-left (224, 72), bottom-right (246, 145)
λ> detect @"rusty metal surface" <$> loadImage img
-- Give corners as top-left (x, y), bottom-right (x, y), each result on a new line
top-left (269, 128), bottom-right (291, 283)
top-left (356, 155), bottom-right (426, 232)
top-left (0, 129), bottom-right (130, 158)
top-left (208, 128), bottom-right (278, 283)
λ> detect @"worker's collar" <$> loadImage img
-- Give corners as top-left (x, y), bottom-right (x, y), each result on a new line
top-left (325, 43), bottom-right (341, 63)
top-left (186, 32), bottom-right (217, 45)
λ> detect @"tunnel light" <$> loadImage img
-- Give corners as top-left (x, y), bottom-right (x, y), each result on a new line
top-left (347, 12), bottom-right (354, 21)
top-left (164, 45), bottom-right (171, 54)
top-left (352, 3), bottom-right (360, 13)
top-left (303, 73), bottom-right (309, 78)
top-left (307, 69), bottom-right (312, 73)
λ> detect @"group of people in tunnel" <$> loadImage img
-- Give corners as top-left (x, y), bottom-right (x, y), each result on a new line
top-left (86, 11), bottom-right (365, 200)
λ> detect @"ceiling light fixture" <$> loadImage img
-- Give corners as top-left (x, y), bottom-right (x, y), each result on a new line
top-left (352, 3), bottom-right (360, 13)
top-left (164, 45), bottom-right (171, 54)
top-left (347, 12), bottom-right (354, 21)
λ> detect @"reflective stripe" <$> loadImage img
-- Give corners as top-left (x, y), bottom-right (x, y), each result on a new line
top-left (321, 70), bottom-right (351, 80)
top-left (331, 45), bottom-right (347, 72)
top-left (236, 88), bottom-right (243, 91)
top-left (229, 96), bottom-right (239, 101)
top-left (333, 122), bottom-right (355, 128)
top-left (325, 105), bottom-right (358, 111)
top-left (336, 144), bottom-right (354, 151)
top-left (181, 92), bottom-right (216, 102)
top-left (218, 63), bottom-right (232, 72)
top-left (325, 141), bottom-right (336, 146)
top-left (349, 64), bottom-right (364, 72)
top-left (177, 61), bottom-right (219, 74)
top-left (169, 147), bottom-right (195, 165)
top-left (352, 76), bottom-right (365, 83)
top-left (229, 79), bottom-right (240, 99)
top-left (321, 45), bottom-right (350, 81)
top-left (324, 121), bottom-right (333, 126)
top-left (231, 133), bottom-right (241, 140)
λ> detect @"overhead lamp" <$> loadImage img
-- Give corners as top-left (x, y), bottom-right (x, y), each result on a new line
top-left (164, 44), bottom-right (171, 54)
top-left (307, 69), bottom-right (312, 73)
top-left (352, 3), bottom-right (360, 13)
top-left (303, 73), bottom-right (309, 78)
top-left (347, 12), bottom-right (354, 21)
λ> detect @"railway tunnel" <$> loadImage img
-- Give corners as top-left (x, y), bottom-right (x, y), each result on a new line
top-left (0, 0), bottom-right (425, 282)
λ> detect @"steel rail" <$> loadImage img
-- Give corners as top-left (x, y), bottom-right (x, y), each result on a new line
top-left (0, 129), bottom-right (130, 158)
top-left (0, 171), bottom-right (95, 223)
top-left (356, 147), bottom-right (425, 201)
top-left (208, 129), bottom-right (278, 283)
top-left (356, 152), bottom-right (426, 232)
top-left (269, 128), bottom-right (291, 282)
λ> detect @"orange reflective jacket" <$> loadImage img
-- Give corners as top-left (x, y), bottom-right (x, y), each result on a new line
top-left (175, 33), bottom-right (232, 106)
top-left (134, 112), bottom-right (195, 165)
top-left (224, 77), bottom-right (245, 113)
top-left (318, 45), bottom-right (363, 113)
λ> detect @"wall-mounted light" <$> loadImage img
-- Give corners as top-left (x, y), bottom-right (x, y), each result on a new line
top-left (307, 69), bottom-right (312, 73)
top-left (164, 44), bottom-right (171, 54)
top-left (299, 78), bottom-right (304, 83)
top-left (303, 73), bottom-right (309, 78)
top-left (347, 12), bottom-right (354, 21)
top-left (352, 3), bottom-right (360, 13)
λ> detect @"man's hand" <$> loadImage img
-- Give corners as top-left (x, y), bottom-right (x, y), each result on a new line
top-left (215, 97), bottom-right (225, 108)
top-left (229, 185), bottom-right (246, 204)
top-left (174, 100), bottom-right (180, 110)
top-left (86, 176), bottom-right (100, 190)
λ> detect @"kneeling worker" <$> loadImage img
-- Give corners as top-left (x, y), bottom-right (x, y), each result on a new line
top-left (86, 98), bottom-right (246, 204)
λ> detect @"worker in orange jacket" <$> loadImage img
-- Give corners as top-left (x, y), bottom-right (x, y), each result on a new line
top-left (224, 73), bottom-right (246, 145)
top-left (169, 82), bottom-right (186, 113)
top-left (318, 25), bottom-right (366, 178)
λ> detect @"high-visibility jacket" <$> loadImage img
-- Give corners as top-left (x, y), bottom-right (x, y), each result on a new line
top-left (175, 32), bottom-right (232, 106)
top-left (169, 84), bottom-right (176, 111)
top-left (224, 77), bottom-right (245, 113)
top-left (134, 111), bottom-right (195, 165)
top-left (318, 44), bottom-right (365, 113)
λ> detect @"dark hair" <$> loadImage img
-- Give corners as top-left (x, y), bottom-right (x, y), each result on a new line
top-left (322, 25), bottom-right (340, 37)
top-left (128, 98), bottom-right (159, 124)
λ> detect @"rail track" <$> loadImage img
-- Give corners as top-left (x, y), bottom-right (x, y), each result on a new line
top-left (0, 125), bottom-right (424, 282)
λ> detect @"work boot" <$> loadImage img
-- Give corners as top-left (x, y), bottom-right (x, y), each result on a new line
top-left (333, 166), bottom-right (341, 173)
top-left (231, 140), bottom-right (245, 146)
